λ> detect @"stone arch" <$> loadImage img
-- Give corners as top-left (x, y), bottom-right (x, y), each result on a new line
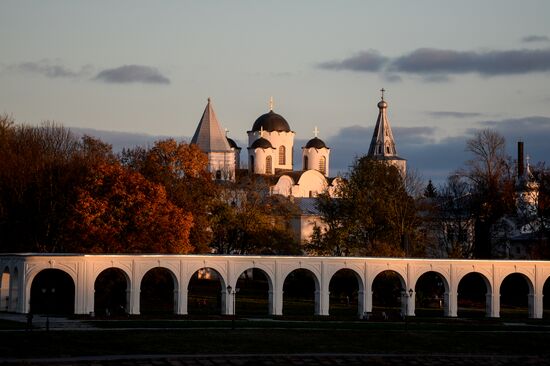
top-left (233, 267), bottom-right (273, 316)
top-left (413, 271), bottom-right (449, 317)
top-left (457, 271), bottom-right (492, 318)
top-left (94, 267), bottom-right (130, 316)
top-left (140, 267), bottom-right (179, 315)
top-left (187, 267), bottom-right (227, 315)
top-left (282, 268), bottom-right (320, 316)
top-left (328, 268), bottom-right (363, 317)
top-left (371, 270), bottom-right (406, 319)
top-left (499, 272), bottom-right (533, 318)
top-left (542, 275), bottom-right (550, 318)
top-left (29, 268), bottom-right (75, 315)
top-left (1, 266), bottom-right (10, 311)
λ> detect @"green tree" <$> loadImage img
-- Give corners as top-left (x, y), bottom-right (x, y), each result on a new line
top-left (210, 176), bottom-right (301, 255)
top-left (311, 157), bottom-right (424, 257)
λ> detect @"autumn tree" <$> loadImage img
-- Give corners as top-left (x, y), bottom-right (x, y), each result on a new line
top-left (121, 139), bottom-right (218, 253)
top-left (65, 162), bottom-right (193, 253)
top-left (0, 120), bottom-right (83, 252)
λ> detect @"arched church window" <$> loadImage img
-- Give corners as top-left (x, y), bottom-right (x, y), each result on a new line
top-left (279, 145), bottom-right (286, 165)
top-left (386, 146), bottom-right (391, 154)
top-left (265, 156), bottom-right (272, 174)
top-left (304, 156), bottom-right (309, 170)
top-left (250, 156), bottom-right (255, 173)
top-left (319, 156), bottom-right (326, 174)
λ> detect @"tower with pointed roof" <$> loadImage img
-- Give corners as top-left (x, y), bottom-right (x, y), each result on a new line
top-left (191, 98), bottom-right (236, 181)
top-left (367, 89), bottom-right (406, 175)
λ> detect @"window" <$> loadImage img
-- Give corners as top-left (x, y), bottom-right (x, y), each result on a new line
top-left (303, 156), bottom-right (309, 170)
top-left (215, 170), bottom-right (222, 180)
top-left (265, 156), bottom-right (272, 174)
top-left (279, 145), bottom-right (286, 165)
top-left (250, 155), bottom-right (255, 173)
top-left (386, 146), bottom-right (391, 154)
top-left (319, 156), bottom-right (326, 174)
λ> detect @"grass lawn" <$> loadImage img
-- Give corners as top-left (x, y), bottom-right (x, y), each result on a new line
top-left (2, 317), bottom-right (550, 359)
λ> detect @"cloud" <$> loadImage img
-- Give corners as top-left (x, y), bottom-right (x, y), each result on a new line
top-left (5, 59), bottom-right (92, 79)
top-left (319, 47), bottom-right (550, 79)
top-left (318, 50), bottom-right (388, 72)
top-left (94, 65), bottom-right (170, 84)
top-left (522, 35), bottom-right (550, 43)
top-left (427, 111), bottom-right (483, 119)
top-left (391, 48), bottom-right (550, 76)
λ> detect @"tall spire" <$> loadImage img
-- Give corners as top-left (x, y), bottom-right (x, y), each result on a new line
top-left (368, 89), bottom-right (397, 158)
top-left (191, 97), bottom-right (232, 152)
top-left (367, 89), bottom-right (407, 174)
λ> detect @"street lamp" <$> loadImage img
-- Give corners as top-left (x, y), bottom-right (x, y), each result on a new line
top-left (41, 287), bottom-right (55, 331)
top-left (226, 285), bottom-right (239, 329)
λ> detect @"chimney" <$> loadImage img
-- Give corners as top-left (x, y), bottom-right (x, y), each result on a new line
top-left (518, 141), bottom-right (524, 179)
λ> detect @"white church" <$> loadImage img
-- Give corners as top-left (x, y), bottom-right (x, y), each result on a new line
top-left (191, 91), bottom-right (406, 242)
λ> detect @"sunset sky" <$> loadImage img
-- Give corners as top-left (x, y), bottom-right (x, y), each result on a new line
top-left (1, 0), bottom-right (549, 183)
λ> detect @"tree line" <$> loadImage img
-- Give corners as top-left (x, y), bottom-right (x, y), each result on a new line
top-left (1, 115), bottom-right (548, 258)
top-left (309, 129), bottom-right (549, 259)
top-left (0, 115), bottom-right (299, 254)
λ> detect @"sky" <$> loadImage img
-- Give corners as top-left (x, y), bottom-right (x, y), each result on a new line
top-left (1, 0), bottom-right (549, 185)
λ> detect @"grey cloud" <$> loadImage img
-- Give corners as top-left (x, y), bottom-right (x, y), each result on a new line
top-left (6, 60), bottom-right (92, 79)
top-left (427, 111), bottom-right (483, 119)
top-left (318, 50), bottom-right (389, 72)
top-left (383, 73), bottom-right (402, 83)
top-left (522, 35), bottom-right (550, 43)
top-left (421, 74), bottom-right (450, 83)
top-left (391, 48), bottom-right (550, 76)
top-left (319, 47), bottom-right (550, 78)
top-left (95, 65), bottom-right (170, 84)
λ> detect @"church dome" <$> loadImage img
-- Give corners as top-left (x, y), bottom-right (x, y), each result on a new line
top-left (377, 100), bottom-right (388, 109)
top-left (226, 137), bottom-right (240, 149)
top-left (251, 110), bottom-right (291, 132)
top-left (250, 137), bottom-right (274, 149)
top-left (305, 137), bottom-right (327, 149)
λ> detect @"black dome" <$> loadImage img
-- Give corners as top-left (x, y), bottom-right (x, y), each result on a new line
top-left (251, 110), bottom-right (291, 132)
top-left (226, 137), bottom-right (240, 149)
top-left (250, 137), bottom-right (274, 149)
top-left (305, 137), bottom-right (327, 149)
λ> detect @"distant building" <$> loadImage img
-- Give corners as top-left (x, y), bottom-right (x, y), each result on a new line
top-left (190, 91), bottom-right (406, 243)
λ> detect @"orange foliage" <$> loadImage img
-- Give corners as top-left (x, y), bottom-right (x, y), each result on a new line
top-left (66, 162), bottom-right (194, 254)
